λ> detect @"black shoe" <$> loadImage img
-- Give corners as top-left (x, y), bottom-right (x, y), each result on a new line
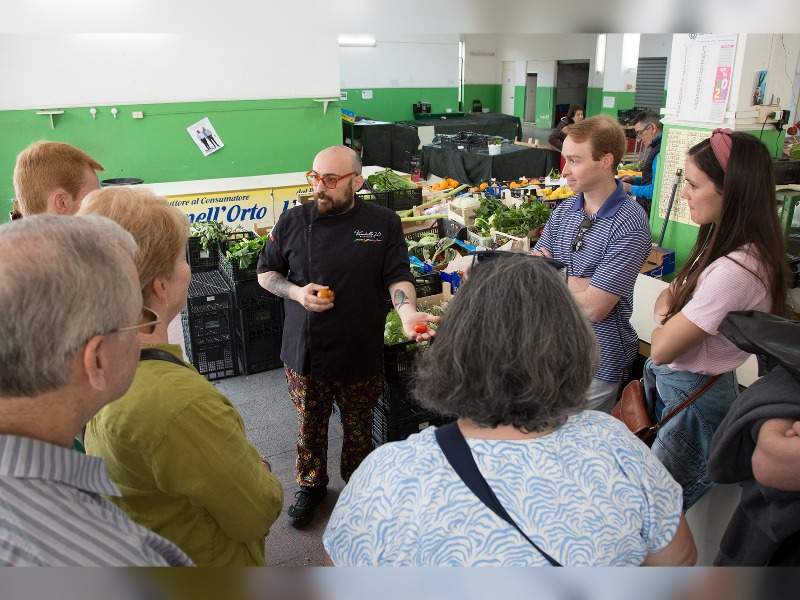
top-left (287, 486), bottom-right (327, 528)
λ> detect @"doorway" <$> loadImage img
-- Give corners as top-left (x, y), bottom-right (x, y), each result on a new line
top-left (554, 60), bottom-right (589, 125)
top-left (524, 73), bottom-right (537, 123)
top-left (501, 61), bottom-right (515, 116)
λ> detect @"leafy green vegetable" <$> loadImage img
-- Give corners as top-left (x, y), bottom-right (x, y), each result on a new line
top-left (406, 235), bottom-right (459, 270)
top-left (472, 197), bottom-right (551, 237)
top-left (546, 168), bottom-right (561, 179)
top-left (190, 221), bottom-right (235, 251)
top-left (384, 310), bottom-right (408, 345)
top-left (225, 235), bottom-right (268, 270)
top-left (367, 168), bottom-right (416, 192)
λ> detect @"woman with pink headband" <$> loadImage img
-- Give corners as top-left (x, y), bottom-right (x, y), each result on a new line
top-left (644, 129), bottom-right (789, 510)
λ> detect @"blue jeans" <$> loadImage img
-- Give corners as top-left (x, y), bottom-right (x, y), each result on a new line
top-left (643, 359), bottom-right (738, 510)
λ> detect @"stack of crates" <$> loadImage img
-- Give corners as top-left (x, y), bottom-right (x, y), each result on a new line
top-left (184, 229), bottom-right (285, 378)
top-left (180, 271), bottom-right (238, 381)
top-left (231, 280), bottom-right (284, 375)
top-left (374, 339), bottom-right (448, 446)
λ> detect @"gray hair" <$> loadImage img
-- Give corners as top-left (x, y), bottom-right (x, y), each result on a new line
top-left (413, 255), bottom-right (599, 433)
top-left (633, 111), bottom-right (662, 130)
top-left (0, 215), bottom-right (140, 396)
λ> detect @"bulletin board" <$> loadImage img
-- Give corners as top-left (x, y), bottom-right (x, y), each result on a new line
top-left (657, 128), bottom-right (711, 226)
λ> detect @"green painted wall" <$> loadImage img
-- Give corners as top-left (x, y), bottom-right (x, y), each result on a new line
top-left (0, 98), bottom-right (342, 223)
top-left (650, 123), bottom-right (787, 271)
top-left (513, 86), bottom-right (526, 122)
top-left (341, 87), bottom-right (459, 122)
top-left (598, 91), bottom-right (636, 120)
top-left (463, 84), bottom-right (502, 113)
top-left (534, 86), bottom-right (555, 128)
top-left (586, 87), bottom-right (603, 117)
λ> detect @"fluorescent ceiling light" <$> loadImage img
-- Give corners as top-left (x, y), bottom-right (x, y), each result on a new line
top-left (622, 33), bottom-right (640, 70)
top-left (595, 34), bottom-right (606, 73)
top-left (338, 35), bottom-right (376, 47)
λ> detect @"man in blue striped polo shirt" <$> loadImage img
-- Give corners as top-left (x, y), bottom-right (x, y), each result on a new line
top-left (0, 215), bottom-right (192, 566)
top-left (534, 115), bottom-right (652, 411)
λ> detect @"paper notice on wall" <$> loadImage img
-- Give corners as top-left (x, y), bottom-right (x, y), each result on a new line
top-left (187, 117), bottom-right (224, 156)
top-left (602, 96), bottom-right (615, 108)
top-left (361, 89), bottom-right (373, 100)
top-left (657, 128), bottom-right (711, 226)
top-left (665, 34), bottom-right (738, 124)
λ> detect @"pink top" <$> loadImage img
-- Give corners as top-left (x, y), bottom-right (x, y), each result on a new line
top-left (668, 247), bottom-right (772, 375)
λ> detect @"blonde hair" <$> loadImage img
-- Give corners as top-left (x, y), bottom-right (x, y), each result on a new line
top-left (78, 187), bottom-right (189, 303)
top-left (563, 115), bottom-right (626, 170)
top-left (13, 141), bottom-right (104, 215)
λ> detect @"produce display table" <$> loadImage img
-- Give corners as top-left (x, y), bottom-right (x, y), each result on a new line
top-left (421, 143), bottom-right (559, 185)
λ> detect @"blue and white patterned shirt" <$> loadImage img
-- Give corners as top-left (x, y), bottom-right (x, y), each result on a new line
top-left (0, 435), bottom-right (193, 566)
top-left (323, 412), bottom-right (682, 566)
top-left (534, 183), bottom-right (652, 382)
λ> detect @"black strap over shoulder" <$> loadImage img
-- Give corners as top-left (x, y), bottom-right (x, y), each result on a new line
top-left (434, 421), bottom-right (562, 566)
top-left (139, 348), bottom-right (190, 369)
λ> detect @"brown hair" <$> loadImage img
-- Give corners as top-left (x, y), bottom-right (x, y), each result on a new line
top-left (667, 133), bottom-right (788, 320)
top-left (563, 114), bottom-right (626, 170)
top-left (13, 141), bottom-right (104, 215)
top-left (78, 187), bottom-right (189, 304)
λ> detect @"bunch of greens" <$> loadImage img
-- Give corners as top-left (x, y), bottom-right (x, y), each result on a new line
top-left (472, 197), bottom-right (551, 237)
top-left (190, 221), bottom-right (234, 251)
top-left (226, 235), bottom-right (268, 270)
top-left (367, 168), bottom-right (416, 192)
top-left (406, 235), bottom-right (459, 270)
top-left (546, 168), bottom-right (561, 179)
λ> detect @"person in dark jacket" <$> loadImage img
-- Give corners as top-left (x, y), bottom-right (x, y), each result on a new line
top-left (708, 311), bottom-right (800, 566)
top-left (548, 104), bottom-right (584, 151)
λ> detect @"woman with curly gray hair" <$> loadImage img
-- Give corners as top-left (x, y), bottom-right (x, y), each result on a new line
top-left (324, 255), bottom-right (695, 566)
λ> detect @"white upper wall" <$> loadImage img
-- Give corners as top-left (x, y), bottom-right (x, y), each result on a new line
top-left (0, 33), bottom-right (340, 110)
top-left (339, 34), bottom-right (460, 89)
top-left (730, 33), bottom-right (800, 117)
top-left (464, 34), bottom-right (597, 87)
top-left (639, 33), bottom-right (672, 58)
top-left (463, 34), bottom-right (500, 84)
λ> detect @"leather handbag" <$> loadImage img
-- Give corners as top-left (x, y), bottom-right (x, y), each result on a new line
top-left (612, 374), bottom-right (721, 446)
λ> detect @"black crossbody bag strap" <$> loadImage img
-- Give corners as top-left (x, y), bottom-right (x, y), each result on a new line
top-left (139, 348), bottom-right (190, 368)
top-left (434, 422), bottom-right (562, 567)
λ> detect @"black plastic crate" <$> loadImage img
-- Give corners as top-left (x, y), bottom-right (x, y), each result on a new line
top-left (234, 327), bottom-right (283, 375)
top-left (405, 218), bottom-right (467, 242)
top-left (413, 272), bottom-right (442, 298)
top-left (372, 381), bottom-right (448, 445)
top-left (236, 298), bottom-right (283, 338)
top-left (229, 278), bottom-right (275, 309)
top-left (358, 187), bottom-right (423, 211)
top-left (387, 187), bottom-right (423, 211)
top-left (186, 236), bottom-right (220, 272)
top-left (383, 340), bottom-right (422, 383)
top-left (181, 311), bottom-right (238, 381)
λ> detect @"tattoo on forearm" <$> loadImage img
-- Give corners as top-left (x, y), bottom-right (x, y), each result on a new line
top-left (263, 273), bottom-right (293, 299)
top-left (393, 289), bottom-right (409, 309)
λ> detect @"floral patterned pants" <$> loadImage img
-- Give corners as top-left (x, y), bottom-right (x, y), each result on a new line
top-left (284, 366), bottom-right (383, 488)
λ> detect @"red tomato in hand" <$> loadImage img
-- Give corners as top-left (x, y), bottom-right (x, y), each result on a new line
top-left (414, 323), bottom-right (429, 334)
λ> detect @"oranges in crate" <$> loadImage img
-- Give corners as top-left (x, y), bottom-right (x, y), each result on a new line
top-left (431, 177), bottom-right (460, 192)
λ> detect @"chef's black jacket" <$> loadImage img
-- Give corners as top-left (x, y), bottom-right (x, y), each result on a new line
top-left (256, 199), bottom-right (414, 382)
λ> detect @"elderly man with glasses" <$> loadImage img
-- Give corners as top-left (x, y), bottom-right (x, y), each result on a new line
top-left (621, 112), bottom-right (663, 213)
top-left (0, 215), bottom-right (192, 566)
top-left (257, 145), bottom-right (437, 528)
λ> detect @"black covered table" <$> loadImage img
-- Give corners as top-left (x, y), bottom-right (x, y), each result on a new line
top-left (347, 113), bottom-right (523, 173)
top-left (422, 143), bottom-right (559, 185)
top-left (400, 113), bottom-right (522, 142)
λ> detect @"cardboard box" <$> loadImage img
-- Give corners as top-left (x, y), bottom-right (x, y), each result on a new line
top-left (641, 246), bottom-right (675, 278)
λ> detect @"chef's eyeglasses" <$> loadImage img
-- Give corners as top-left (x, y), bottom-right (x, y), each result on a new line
top-left (306, 171), bottom-right (358, 189)
top-left (109, 306), bottom-right (161, 336)
top-left (634, 122), bottom-right (653, 139)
